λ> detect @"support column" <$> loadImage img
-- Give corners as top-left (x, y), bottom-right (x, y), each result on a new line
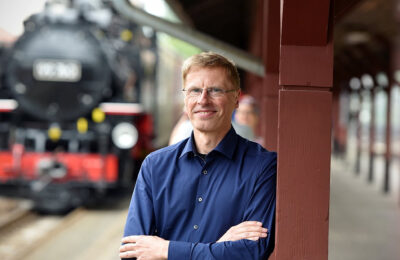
top-left (244, 0), bottom-right (279, 151)
top-left (261, 0), bottom-right (280, 151)
top-left (332, 85), bottom-right (349, 157)
top-left (355, 91), bottom-right (363, 175)
top-left (274, 0), bottom-right (333, 259)
top-left (368, 88), bottom-right (376, 182)
top-left (383, 79), bottom-right (392, 193)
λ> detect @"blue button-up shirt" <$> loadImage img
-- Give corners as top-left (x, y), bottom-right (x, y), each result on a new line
top-left (123, 127), bottom-right (277, 259)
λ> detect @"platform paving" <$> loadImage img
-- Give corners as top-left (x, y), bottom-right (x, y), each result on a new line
top-left (329, 156), bottom-right (400, 260)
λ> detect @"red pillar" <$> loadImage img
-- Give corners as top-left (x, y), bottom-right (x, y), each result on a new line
top-left (244, 0), bottom-right (263, 99)
top-left (245, 0), bottom-right (280, 152)
top-left (274, 0), bottom-right (333, 259)
top-left (260, 0), bottom-right (280, 151)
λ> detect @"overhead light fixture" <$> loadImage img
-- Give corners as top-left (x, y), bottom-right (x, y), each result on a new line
top-left (345, 31), bottom-right (370, 45)
top-left (349, 77), bottom-right (361, 90)
top-left (375, 72), bottom-right (388, 87)
top-left (361, 74), bottom-right (374, 89)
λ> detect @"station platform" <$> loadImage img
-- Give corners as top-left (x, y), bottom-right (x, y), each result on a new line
top-left (329, 156), bottom-right (400, 260)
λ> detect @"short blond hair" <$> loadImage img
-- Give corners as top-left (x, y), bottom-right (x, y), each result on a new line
top-left (182, 52), bottom-right (240, 90)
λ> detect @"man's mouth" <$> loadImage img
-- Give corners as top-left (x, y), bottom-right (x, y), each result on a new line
top-left (195, 110), bottom-right (216, 118)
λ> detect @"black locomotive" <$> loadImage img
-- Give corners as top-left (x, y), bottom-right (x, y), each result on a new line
top-left (0, 0), bottom-right (157, 213)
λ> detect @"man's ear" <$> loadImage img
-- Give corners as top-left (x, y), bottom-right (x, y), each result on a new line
top-left (235, 89), bottom-right (241, 108)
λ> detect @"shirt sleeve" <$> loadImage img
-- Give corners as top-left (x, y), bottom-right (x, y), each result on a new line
top-left (168, 154), bottom-right (277, 260)
top-left (123, 157), bottom-right (156, 237)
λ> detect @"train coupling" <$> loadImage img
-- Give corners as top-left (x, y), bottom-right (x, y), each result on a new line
top-left (31, 158), bottom-right (67, 192)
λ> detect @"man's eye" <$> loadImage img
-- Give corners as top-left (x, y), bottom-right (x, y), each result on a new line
top-left (210, 88), bottom-right (223, 94)
top-left (190, 88), bottom-right (202, 94)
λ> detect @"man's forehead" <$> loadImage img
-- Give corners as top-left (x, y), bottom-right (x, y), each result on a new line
top-left (185, 67), bottom-right (231, 86)
top-left (187, 66), bottom-right (226, 74)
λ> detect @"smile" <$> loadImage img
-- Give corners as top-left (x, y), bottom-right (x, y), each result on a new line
top-left (195, 110), bottom-right (216, 118)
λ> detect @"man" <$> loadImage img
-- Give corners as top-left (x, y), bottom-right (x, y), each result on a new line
top-left (120, 52), bottom-right (276, 259)
top-left (234, 94), bottom-right (264, 146)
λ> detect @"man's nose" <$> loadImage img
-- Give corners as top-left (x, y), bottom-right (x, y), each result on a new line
top-left (197, 89), bottom-right (210, 103)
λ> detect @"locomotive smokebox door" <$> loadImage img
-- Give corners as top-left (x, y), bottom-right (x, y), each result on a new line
top-left (6, 23), bottom-right (112, 121)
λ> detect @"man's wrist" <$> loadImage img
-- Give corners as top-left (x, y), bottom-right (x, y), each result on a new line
top-left (162, 240), bottom-right (170, 259)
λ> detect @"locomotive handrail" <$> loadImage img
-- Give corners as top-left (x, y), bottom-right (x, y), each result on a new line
top-left (112, 0), bottom-right (266, 77)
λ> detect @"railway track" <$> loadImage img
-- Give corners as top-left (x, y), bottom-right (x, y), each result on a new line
top-left (0, 197), bottom-right (33, 231)
top-left (0, 197), bottom-right (78, 260)
top-left (0, 196), bottom-right (130, 260)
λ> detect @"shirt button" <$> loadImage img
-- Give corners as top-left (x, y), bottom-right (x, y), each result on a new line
top-left (202, 170), bottom-right (207, 175)
top-left (193, 225), bottom-right (199, 230)
top-left (198, 197), bottom-right (203, 202)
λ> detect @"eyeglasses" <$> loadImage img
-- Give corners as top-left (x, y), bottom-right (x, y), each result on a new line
top-left (182, 87), bottom-right (237, 98)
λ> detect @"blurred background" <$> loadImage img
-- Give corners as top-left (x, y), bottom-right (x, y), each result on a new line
top-left (0, 0), bottom-right (399, 259)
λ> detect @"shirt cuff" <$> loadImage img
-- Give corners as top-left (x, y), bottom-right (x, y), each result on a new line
top-left (168, 240), bottom-right (192, 260)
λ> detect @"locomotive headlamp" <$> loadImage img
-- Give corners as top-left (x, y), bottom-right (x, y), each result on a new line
top-left (112, 122), bottom-right (138, 149)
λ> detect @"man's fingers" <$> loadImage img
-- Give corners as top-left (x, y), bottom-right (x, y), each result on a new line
top-left (239, 231), bottom-right (268, 239)
top-left (236, 221), bottom-right (263, 227)
top-left (119, 250), bottom-right (137, 259)
top-left (236, 225), bottom-right (268, 234)
top-left (121, 235), bottom-right (141, 243)
top-left (247, 236), bottom-right (261, 241)
top-left (119, 243), bottom-right (136, 253)
top-left (217, 221), bottom-right (269, 243)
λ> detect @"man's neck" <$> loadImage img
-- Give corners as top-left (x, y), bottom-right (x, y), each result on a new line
top-left (193, 127), bottom-right (230, 154)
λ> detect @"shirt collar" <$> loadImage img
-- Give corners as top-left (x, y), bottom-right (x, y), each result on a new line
top-left (179, 126), bottom-right (238, 160)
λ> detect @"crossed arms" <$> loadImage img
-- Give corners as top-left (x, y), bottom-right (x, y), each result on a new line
top-left (120, 221), bottom-right (269, 259)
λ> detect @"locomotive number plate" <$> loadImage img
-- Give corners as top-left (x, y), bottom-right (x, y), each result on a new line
top-left (33, 59), bottom-right (82, 82)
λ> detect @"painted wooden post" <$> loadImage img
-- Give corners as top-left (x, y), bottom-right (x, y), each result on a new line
top-left (260, 0), bottom-right (280, 152)
top-left (383, 76), bottom-right (392, 193)
top-left (368, 88), bottom-right (376, 182)
top-left (332, 85), bottom-right (349, 157)
top-left (355, 91), bottom-right (362, 175)
top-left (245, 0), bottom-right (280, 152)
top-left (274, 0), bottom-right (333, 259)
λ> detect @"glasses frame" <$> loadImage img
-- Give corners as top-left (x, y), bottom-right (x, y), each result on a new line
top-left (182, 87), bottom-right (238, 99)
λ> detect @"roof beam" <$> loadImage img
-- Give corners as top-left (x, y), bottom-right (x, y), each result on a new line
top-left (112, 0), bottom-right (265, 76)
top-left (164, 0), bottom-right (194, 26)
top-left (334, 0), bottom-right (363, 21)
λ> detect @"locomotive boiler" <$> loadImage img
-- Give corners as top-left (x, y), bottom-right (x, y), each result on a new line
top-left (0, 0), bottom-right (156, 213)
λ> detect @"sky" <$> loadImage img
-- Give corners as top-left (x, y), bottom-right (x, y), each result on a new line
top-left (0, 0), bottom-right (47, 36)
top-left (0, 0), bottom-right (175, 37)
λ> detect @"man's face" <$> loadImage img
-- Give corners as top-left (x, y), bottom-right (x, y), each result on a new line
top-left (184, 66), bottom-right (239, 135)
top-left (235, 103), bottom-right (258, 130)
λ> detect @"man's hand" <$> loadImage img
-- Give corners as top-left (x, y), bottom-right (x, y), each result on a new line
top-left (217, 221), bottom-right (268, 242)
top-left (120, 235), bottom-right (169, 260)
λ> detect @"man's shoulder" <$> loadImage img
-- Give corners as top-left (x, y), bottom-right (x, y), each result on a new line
top-left (238, 136), bottom-right (277, 159)
top-left (146, 138), bottom-right (188, 161)
top-left (236, 136), bottom-right (277, 174)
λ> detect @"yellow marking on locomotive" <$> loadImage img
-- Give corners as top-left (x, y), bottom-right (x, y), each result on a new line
top-left (120, 29), bottom-right (133, 42)
top-left (48, 125), bottom-right (62, 141)
top-left (77, 117), bottom-right (88, 133)
top-left (92, 108), bottom-right (105, 123)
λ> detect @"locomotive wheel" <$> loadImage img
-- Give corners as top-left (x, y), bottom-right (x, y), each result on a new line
top-left (32, 186), bottom-right (83, 214)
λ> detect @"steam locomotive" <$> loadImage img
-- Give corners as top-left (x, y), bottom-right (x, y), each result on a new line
top-left (0, 1), bottom-right (156, 213)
